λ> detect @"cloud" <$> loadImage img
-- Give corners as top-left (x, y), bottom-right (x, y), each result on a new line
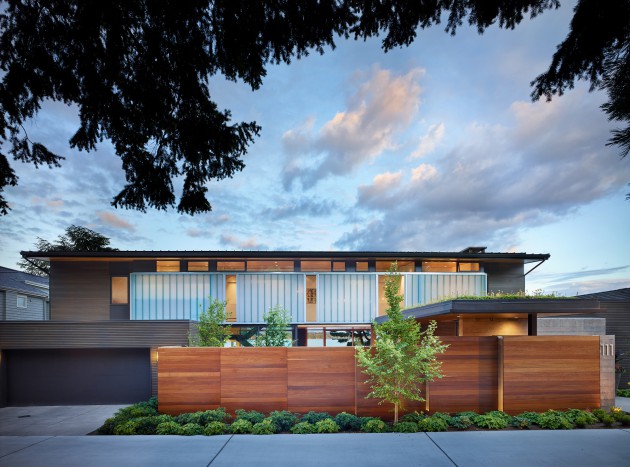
top-left (335, 88), bottom-right (630, 251)
top-left (219, 234), bottom-right (268, 250)
top-left (539, 265), bottom-right (630, 283)
top-left (539, 278), bottom-right (630, 297)
top-left (263, 197), bottom-right (337, 220)
top-left (409, 123), bottom-right (446, 159)
top-left (282, 66), bottom-right (424, 189)
top-left (97, 211), bottom-right (135, 232)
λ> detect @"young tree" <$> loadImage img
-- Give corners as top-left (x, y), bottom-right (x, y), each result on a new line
top-left (356, 262), bottom-right (448, 423)
top-left (18, 225), bottom-right (117, 276)
top-left (255, 305), bottom-right (292, 347)
top-left (189, 299), bottom-right (232, 347)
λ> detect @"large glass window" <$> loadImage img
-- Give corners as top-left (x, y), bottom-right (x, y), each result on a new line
top-left (247, 260), bottom-right (294, 272)
top-left (217, 261), bottom-right (245, 271)
top-left (332, 261), bottom-right (346, 272)
top-left (376, 260), bottom-right (415, 272)
top-left (156, 260), bottom-right (180, 272)
top-left (355, 261), bottom-right (369, 272)
top-left (301, 260), bottom-right (331, 272)
top-left (111, 276), bottom-right (129, 304)
top-left (422, 261), bottom-right (457, 272)
top-left (458, 262), bottom-right (480, 272)
top-left (188, 261), bottom-right (209, 271)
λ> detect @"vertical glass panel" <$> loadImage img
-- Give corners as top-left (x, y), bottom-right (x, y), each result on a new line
top-left (188, 261), bottom-right (209, 271)
top-left (306, 275), bottom-right (317, 322)
top-left (422, 261), bottom-right (457, 272)
top-left (301, 260), bottom-right (331, 272)
top-left (157, 260), bottom-right (180, 272)
top-left (237, 274), bottom-right (304, 323)
top-left (307, 327), bottom-right (324, 347)
top-left (318, 273), bottom-right (375, 323)
top-left (332, 261), bottom-right (346, 272)
top-left (217, 261), bottom-right (245, 271)
top-left (226, 275), bottom-right (237, 322)
top-left (111, 276), bottom-right (128, 304)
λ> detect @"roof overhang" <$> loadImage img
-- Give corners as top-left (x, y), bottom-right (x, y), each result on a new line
top-left (375, 298), bottom-right (602, 323)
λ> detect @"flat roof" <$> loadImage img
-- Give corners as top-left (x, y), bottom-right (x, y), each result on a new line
top-left (21, 250), bottom-right (550, 262)
top-left (375, 298), bottom-right (602, 323)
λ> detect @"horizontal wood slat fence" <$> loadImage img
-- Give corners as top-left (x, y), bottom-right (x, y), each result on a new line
top-left (158, 336), bottom-right (601, 418)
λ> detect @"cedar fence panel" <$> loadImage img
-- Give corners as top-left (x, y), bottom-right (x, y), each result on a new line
top-left (502, 336), bottom-right (600, 413)
top-left (427, 337), bottom-right (498, 414)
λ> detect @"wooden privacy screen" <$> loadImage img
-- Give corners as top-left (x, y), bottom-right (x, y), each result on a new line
top-left (158, 336), bottom-right (601, 418)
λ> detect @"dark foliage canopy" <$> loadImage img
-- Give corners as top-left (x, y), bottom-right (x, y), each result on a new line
top-left (1, 1), bottom-right (627, 216)
top-left (18, 224), bottom-right (116, 276)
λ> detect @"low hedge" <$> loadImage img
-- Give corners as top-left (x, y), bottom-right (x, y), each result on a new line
top-left (98, 399), bottom-right (629, 436)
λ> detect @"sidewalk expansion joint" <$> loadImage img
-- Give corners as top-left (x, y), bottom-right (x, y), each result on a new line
top-left (0, 435), bottom-right (55, 460)
top-left (207, 434), bottom-right (234, 466)
top-left (424, 433), bottom-right (458, 466)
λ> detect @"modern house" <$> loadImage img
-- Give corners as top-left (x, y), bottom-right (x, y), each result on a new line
top-left (0, 266), bottom-right (49, 320)
top-left (4, 247), bottom-right (614, 409)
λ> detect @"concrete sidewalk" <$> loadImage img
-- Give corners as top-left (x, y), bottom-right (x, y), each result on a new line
top-left (1, 430), bottom-right (629, 467)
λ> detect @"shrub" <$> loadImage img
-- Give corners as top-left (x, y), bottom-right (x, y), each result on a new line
top-left (511, 416), bottom-right (531, 429)
top-left (565, 409), bottom-right (598, 427)
top-left (268, 411), bottom-right (298, 432)
top-left (619, 414), bottom-right (630, 427)
top-left (204, 421), bottom-right (228, 436)
top-left (610, 407), bottom-right (625, 421)
top-left (230, 419), bottom-right (254, 434)
top-left (456, 411), bottom-right (479, 420)
top-left (174, 412), bottom-right (200, 425)
top-left (133, 414), bottom-right (174, 435)
top-left (592, 409), bottom-right (607, 422)
top-left (156, 421), bottom-right (182, 435)
top-left (515, 412), bottom-right (541, 425)
top-left (235, 409), bottom-right (265, 425)
top-left (485, 411), bottom-right (513, 424)
top-left (430, 412), bottom-right (453, 425)
top-left (474, 414), bottom-right (508, 430)
top-left (316, 419), bottom-right (340, 433)
top-left (617, 388), bottom-right (630, 398)
top-left (113, 420), bottom-right (139, 435)
top-left (334, 412), bottom-right (363, 431)
top-left (361, 418), bottom-right (389, 433)
top-left (98, 417), bottom-right (118, 435)
top-left (180, 423), bottom-right (204, 436)
top-left (418, 417), bottom-right (449, 432)
top-left (252, 419), bottom-right (277, 435)
top-left (393, 421), bottom-right (419, 433)
top-left (291, 422), bottom-right (317, 434)
top-left (537, 410), bottom-right (573, 430)
top-left (198, 408), bottom-right (231, 425)
top-left (115, 405), bottom-right (158, 422)
top-left (450, 415), bottom-right (474, 430)
top-left (601, 415), bottom-right (615, 427)
top-left (301, 411), bottom-right (332, 425)
top-left (400, 411), bottom-right (426, 423)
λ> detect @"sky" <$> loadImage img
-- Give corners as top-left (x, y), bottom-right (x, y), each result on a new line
top-left (1, 1), bottom-right (629, 296)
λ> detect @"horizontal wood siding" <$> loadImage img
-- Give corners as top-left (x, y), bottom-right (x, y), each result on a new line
top-left (288, 347), bottom-right (356, 414)
top-left (0, 321), bottom-right (193, 349)
top-left (50, 261), bottom-right (109, 320)
top-left (428, 337), bottom-right (498, 413)
top-left (158, 347), bottom-right (221, 414)
top-left (221, 348), bottom-right (288, 414)
top-left (157, 336), bottom-right (602, 418)
top-left (502, 336), bottom-right (600, 413)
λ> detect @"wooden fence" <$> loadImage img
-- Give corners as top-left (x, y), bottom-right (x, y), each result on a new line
top-left (158, 336), bottom-right (601, 418)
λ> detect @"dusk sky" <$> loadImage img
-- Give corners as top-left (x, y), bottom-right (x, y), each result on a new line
top-left (1, 1), bottom-right (628, 296)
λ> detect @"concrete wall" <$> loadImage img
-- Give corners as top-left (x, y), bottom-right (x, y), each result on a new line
top-left (537, 317), bottom-right (606, 336)
top-left (600, 335), bottom-right (615, 409)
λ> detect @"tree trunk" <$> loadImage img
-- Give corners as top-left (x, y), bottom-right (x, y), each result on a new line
top-left (394, 402), bottom-right (398, 424)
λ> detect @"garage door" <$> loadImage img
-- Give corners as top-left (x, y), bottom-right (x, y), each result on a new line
top-left (6, 348), bottom-right (151, 405)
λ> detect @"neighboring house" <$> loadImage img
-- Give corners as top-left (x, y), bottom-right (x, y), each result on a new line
top-left (0, 266), bottom-right (49, 320)
top-left (1, 247), bottom-right (553, 406)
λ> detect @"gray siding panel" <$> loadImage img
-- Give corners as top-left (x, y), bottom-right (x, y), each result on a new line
top-left (0, 291), bottom-right (5, 320)
top-left (0, 321), bottom-right (193, 349)
top-left (484, 262), bottom-right (525, 293)
top-left (50, 261), bottom-right (110, 320)
top-left (4, 291), bottom-right (45, 320)
top-left (602, 301), bottom-right (630, 387)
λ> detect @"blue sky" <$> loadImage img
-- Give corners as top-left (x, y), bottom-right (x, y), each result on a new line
top-left (1, 1), bottom-right (628, 295)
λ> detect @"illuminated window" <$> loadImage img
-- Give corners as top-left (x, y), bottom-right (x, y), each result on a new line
top-left (376, 260), bottom-right (415, 272)
top-left (301, 260), bottom-right (331, 272)
top-left (111, 277), bottom-right (128, 304)
top-left (217, 261), bottom-right (245, 271)
top-left (226, 275), bottom-right (237, 322)
top-left (422, 261), bottom-right (457, 272)
top-left (458, 262), bottom-right (480, 272)
top-left (188, 261), bottom-right (209, 271)
top-left (332, 261), bottom-right (346, 272)
top-left (355, 262), bottom-right (369, 272)
top-left (247, 260), bottom-right (294, 272)
top-left (157, 260), bottom-right (180, 272)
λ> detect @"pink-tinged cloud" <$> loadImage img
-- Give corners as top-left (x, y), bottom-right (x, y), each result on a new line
top-left (97, 211), bottom-right (135, 232)
top-left (409, 123), bottom-right (446, 159)
top-left (219, 234), bottom-right (268, 250)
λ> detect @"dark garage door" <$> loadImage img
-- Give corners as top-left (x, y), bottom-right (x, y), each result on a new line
top-left (6, 348), bottom-right (151, 405)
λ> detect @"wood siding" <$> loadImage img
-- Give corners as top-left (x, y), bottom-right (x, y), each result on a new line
top-left (158, 336), bottom-right (602, 418)
top-left (484, 262), bottom-right (524, 294)
top-left (0, 321), bottom-right (193, 349)
top-left (428, 337), bottom-right (498, 413)
top-left (50, 261), bottom-right (110, 320)
top-left (502, 336), bottom-right (600, 413)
